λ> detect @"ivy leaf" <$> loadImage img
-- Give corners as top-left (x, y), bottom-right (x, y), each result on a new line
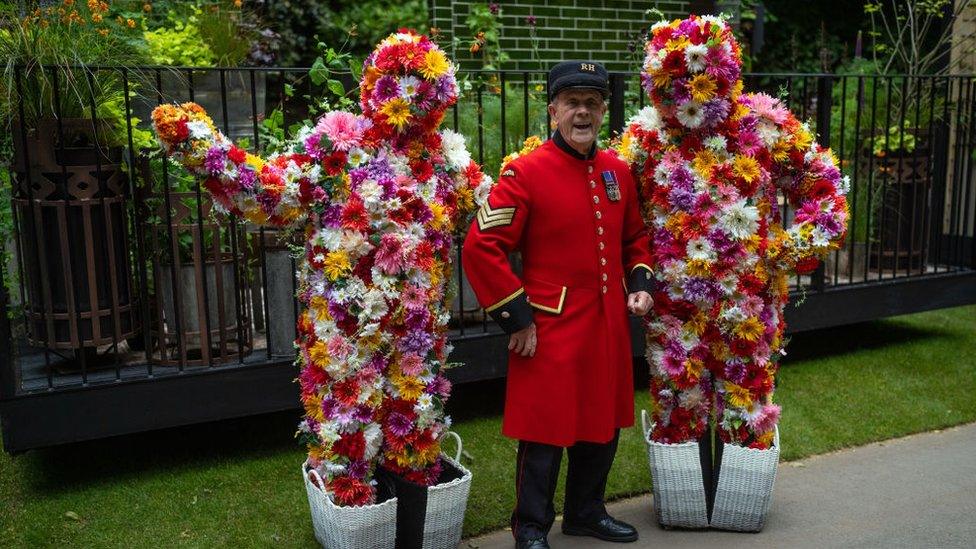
top-left (309, 58), bottom-right (329, 86)
top-left (349, 59), bottom-right (362, 82)
top-left (327, 79), bottom-right (345, 98)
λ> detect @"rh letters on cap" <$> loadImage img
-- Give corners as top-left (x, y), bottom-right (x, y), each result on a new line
top-left (580, 63), bottom-right (596, 72)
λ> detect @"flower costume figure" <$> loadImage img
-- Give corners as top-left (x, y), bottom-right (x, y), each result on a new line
top-left (152, 31), bottom-right (491, 506)
top-left (618, 15), bottom-right (849, 451)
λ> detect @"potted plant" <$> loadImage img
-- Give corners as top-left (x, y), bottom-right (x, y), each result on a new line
top-left (0, 1), bottom-right (149, 357)
top-left (137, 0), bottom-right (278, 143)
top-left (136, 153), bottom-right (252, 367)
top-left (858, 0), bottom-right (975, 273)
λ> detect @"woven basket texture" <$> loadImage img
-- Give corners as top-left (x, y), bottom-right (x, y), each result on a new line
top-left (302, 461), bottom-right (398, 549)
top-left (642, 410), bottom-right (709, 529)
top-left (420, 451), bottom-right (472, 549)
top-left (710, 426), bottom-right (780, 532)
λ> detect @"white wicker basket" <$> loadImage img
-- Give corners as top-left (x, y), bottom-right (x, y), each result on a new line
top-left (709, 426), bottom-right (780, 532)
top-left (419, 432), bottom-right (473, 549)
top-left (302, 461), bottom-right (398, 549)
top-left (641, 410), bottom-right (709, 529)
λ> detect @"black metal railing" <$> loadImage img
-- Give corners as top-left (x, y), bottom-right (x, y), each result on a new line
top-left (1, 66), bottom-right (974, 397)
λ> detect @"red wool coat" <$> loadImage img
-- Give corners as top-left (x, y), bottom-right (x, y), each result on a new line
top-left (462, 136), bottom-right (654, 446)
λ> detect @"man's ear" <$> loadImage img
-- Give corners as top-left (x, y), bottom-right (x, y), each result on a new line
top-left (547, 102), bottom-right (557, 119)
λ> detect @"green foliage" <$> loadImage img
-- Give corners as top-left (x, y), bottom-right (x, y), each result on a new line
top-left (464, 3), bottom-right (509, 71)
top-left (0, 305), bottom-right (974, 543)
top-left (263, 0), bottom-right (427, 67)
top-left (143, 11), bottom-right (218, 67)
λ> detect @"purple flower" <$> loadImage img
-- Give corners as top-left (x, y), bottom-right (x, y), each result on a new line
top-left (238, 166), bottom-right (257, 190)
top-left (204, 146), bottom-right (226, 174)
top-left (347, 459), bottom-right (369, 479)
top-left (683, 277), bottom-right (720, 302)
top-left (669, 187), bottom-right (696, 211)
top-left (321, 204), bottom-right (342, 228)
top-left (489, 3), bottom-right (500, 15)
top-left (373, 75), bottom-right (400, 103)
top-left (354, 404), bottom-right (375, 423)
top-left (724, 358), bottom-right (747, 384)
top-left (702, 99), bottom-right (730, 127)
top-left (398, 329), bottom-right (434, 355)
top-left (434, 75), bottom-right (456, 102)
top-left (426, 374), bottom-right (452, 398)
top-left (526, 15), bottom-right (537, 26)
top-left (669, 166), bottom-right (694, 190)
top-left (387, 412), bottom-right (413, 437)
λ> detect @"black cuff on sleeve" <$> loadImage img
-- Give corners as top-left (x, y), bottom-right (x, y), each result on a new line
top-left (627, 265), bottom-right (656, 294)
top-left (487, 292), bottom-right (534, 334)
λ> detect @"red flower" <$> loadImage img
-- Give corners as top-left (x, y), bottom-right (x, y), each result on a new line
top-left (464, 161), bottom-right (484, 185)
top-left (729, 337), bottom-right (757, 357)
top-left (794, 257), bottom-right (820, 275)
top-left (332, 430), bottom-right (366, 461)
top-left (331, 378), bottom-right (361, 407)
top-left (410, 159), bottom-right (434, 182)
top-left (662, 49), bottom-right (685, 76)
top-left (324, 151), bottom-right (348, 176)
top-left (341, 195), bottom-right (369, 232)
top-left (809, 179), bottom-right (836, 201)
top-left (327, 475), bottom-right (374, 506)
top-left (227, 145), bottom-right (247, 164)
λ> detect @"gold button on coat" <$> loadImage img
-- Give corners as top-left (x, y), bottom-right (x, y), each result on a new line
top-left (595, 211), bottom-right (602, 219)
top-left (601, 286), bottom-right (607, 294)
top-left (592, 196), bottom-right (599, 204)
top-left (501, 311), bottom-right (511, 319)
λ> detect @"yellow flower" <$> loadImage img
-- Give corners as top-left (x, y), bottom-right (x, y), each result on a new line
top-left (91, 13), bottom-right (102, 23)
top-left (380, 98), bottom-right (411, 129)
top-left (686, 258), bottom-right (711, 277)
top-left (731, 101), bottom-right (749, 121)
top-left (244, 208), bottom-right (268, 225)
top-left (687, 311), bottom-right (709, 336)
top-left (756, 430), bottom-right (775, 447)
top-left (651, 69), bottom-right (671, 89)
top-left (309, 340), bottom-right (330, 367)
top-left (303, 394), bottom-right (324, 422)
top-left (126, 18), bottom-right (136, 28)
top-left (732, 155), bottom-right (761, 183)
top-left (419, 49), bottom-right (449, 79)
top-left (684, 357), bottom-right (705, 380)
top-left (710, 340), bottom-right (731, 361)
top-left (734, 317), bottom-right (765, 342)
top-left (97, 27), bottom-right (108, 36)
top-left (395, 374), bottom-right (425, 401)
top-left (730, 80), bottom-right (744, 99)
top-left (692, 148), bottom-right (716, 177)
top-left (143, 3), bottom-right (152, 12)
top-left (323, 250), bottom-right (351, 280)
top-left (725, 382), bottom-right (754, 409)
top-left (688, 74), bottom-right (717, 102)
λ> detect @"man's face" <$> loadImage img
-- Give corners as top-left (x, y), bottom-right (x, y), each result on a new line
top-left (548, 89), bottom-right (607, 154)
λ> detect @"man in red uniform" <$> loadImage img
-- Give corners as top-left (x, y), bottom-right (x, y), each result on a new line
top-left (463, 61), bottom-right (655, 549)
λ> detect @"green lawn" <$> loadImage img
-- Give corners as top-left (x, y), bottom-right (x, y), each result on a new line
top-left (1, 305), bottom-right (974, 547)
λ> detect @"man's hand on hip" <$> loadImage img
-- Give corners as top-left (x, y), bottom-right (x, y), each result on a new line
top-left (627, 291), bottom-right (653, 316)
top-left (509, 323), bottom-right (537, 357)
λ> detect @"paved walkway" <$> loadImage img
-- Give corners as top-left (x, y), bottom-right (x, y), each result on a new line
top-left (465, 423), bottom-right (976, 549)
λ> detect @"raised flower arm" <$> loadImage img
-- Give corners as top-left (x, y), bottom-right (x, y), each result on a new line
top-left (743, 93), bottom-right (850, 274)
top-left (152, 102), bottom-right (369, 228)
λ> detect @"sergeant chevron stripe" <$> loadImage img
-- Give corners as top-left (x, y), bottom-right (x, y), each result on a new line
top-left (477, 202), bottom-right (516, 230)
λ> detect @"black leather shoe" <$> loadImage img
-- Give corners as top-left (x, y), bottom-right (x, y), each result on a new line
top-left (562, 515), bottom-right (639, 542)
top-left (515, 536), bottom-right (550, 549)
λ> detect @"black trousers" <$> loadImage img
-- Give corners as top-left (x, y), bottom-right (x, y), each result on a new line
top-left (511, 430), bottom-right (620, 541)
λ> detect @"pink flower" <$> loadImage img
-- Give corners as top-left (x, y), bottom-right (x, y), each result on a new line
top-left (374, 233), bottom-right (406, 274)
top-left (316, 111), bottom-right (364, 151)
top-left (747, 403), bottom-right (781, 433)
top-left (400, 353), bottom-right (424, 376)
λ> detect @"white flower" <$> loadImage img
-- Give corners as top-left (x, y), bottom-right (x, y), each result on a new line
top-left (473, 176), bottom-right (493, 206)
top-left (347, 147), bottom-right (369, 167)
top-left (684, 44), bottom-right (708, 73)
top-left (678, 329), bottom-right (699, 351)
top-left (630, 105), bottom-right (663, 133)
top-left (757, 120), bottom-right (781, 146)
top-left (358, 179), bottom-right (385, 211)
top-left (718, 198), bottom-right (760, 239)
top-left (702, 15), bottom-right (727, 28)
top-left (810, 226), bottom-right (831, 248)
top-left (187, 120), bottom-right (211, 139)
top-left (686, 237), bottom-right (716, 261)
top-left (838, 174), bottom-right (851, 195)
top-left (440, 129), bottom-right (472, 171)
top-left (363, 423), bottom-right (383, 461)
top-left (399, 76), bottom-right (421, 99)
top-left (704, 135), bottom-right (728, 154)
top-left (676, 100), bottom-right (705, 128)
top-left (360, 289), bottom-right (388, 321)
top-left (721, 305), bottom-right (747, 324)
top-left (415, 393), bottom-right (433, 413)
top-left (650, 20), bottom-right (671, 32)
